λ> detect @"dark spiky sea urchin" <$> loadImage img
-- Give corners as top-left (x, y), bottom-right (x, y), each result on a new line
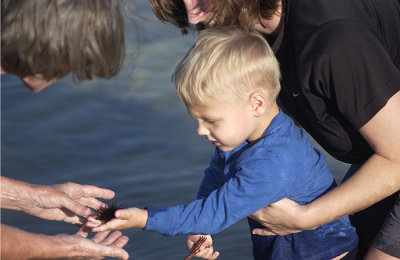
top-left (97, 202), bottom-right (124, 223)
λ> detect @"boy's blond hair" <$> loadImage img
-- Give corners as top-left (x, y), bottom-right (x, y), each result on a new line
top-left (173, 26), bottom-right (281, 107)
top-left (1, 0), bottom-right (125, 81)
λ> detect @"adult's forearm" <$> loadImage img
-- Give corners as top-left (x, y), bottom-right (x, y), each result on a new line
top-left (0, 176), bottom-right (34, 212)
top-left (1, 224), bottom-right (65, 259)
top-left (302, 153), bottom-right (400, 229)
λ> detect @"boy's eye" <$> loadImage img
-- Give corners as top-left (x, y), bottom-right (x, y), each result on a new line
top-left (205, 119), bottom-right (216, 124)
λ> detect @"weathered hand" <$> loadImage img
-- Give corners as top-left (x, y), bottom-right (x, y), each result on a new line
top-left (1, 224), bottom-right (129, 260)
top-left (187, 234), bottom-right (219, 260)
top-left (249, 198), bottom-right (304, 236)
top-left (55, 227), bottom-right (129, 260)
top-left (24, 182), bottom-right (115, 225)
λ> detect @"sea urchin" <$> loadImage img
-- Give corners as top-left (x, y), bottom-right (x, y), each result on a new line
top-left (97, 203), bottom-right (124, 223)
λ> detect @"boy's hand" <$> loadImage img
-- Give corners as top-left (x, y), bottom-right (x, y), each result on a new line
top-left (88, 207), bottom-right (148, 231)
top-left (187, 234), bottom-right (219, 259)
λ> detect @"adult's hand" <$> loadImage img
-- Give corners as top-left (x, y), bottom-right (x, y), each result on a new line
top-left (249, 198), bottom-right (305, 236)
top-left (1, 224), bottom-right (130, 260)
top-left (63, 226), bottom-right (130, 259)
top-left (1, 176), bottom-right (115, 225)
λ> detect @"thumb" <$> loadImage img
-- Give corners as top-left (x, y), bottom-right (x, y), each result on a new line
top-left (211, 251), bottom-right (220, 259)
top-left (115, 209), bottom-right (132, 220)
top-left (99, 246), bottom-right (130, 260)
top-left (75, 226), bottom-right (90, 238)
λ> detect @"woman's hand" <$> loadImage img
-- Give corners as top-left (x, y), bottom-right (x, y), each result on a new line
top-left (249, 198), bottom-right (306, 236)
top-left (187, 234), bottom-right (219, 259)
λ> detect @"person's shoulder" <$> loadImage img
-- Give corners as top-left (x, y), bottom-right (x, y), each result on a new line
top-left (303, 21), bottom-right (376, 54)
top-left (297, 20), bottom-right (384, 79)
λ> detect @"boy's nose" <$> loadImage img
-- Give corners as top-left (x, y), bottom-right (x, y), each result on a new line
top-left (197, 124), bottom-right (210, 136)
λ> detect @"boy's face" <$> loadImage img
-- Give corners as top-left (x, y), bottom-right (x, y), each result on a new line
top-left (188, 96), bottom-right (261, 152)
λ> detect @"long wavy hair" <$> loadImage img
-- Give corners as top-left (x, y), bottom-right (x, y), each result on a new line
top-left (149, 0), bottom-right (280, 34)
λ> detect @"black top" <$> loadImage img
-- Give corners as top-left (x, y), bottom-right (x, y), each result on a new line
top-left (272, 0), bottom-right (400, 163)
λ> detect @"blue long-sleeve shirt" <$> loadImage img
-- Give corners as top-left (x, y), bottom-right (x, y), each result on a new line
top-left (145, 110), bottom-right (357, 259)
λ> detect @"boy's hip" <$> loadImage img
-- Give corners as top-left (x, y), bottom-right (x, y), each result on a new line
top-left (247, 217), bottom-right (358, 260)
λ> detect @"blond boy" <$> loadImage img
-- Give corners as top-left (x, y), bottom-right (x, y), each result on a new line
top-left (91, 26), bottom-right (357, 260)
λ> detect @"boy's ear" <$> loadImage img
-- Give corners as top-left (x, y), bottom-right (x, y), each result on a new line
top-left (249, 92), bottom-right (267, 116)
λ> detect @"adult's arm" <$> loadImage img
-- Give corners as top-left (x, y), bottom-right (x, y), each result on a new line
top-left (251, 90), bottom-right (400, 235)
top-left (1, 176), bottom-right (115, 224)
top-left (1, 224), bottom-right (129, 260)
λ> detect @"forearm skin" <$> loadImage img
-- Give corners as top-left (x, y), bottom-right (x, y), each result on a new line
top-left (302, 154), bottom-right (400, 230)
top-left (1, 224), bottom-right (67, 260)
top-left (302, 91), bottom-right (400, 230)
top-left (1, 176), bottom-right (35, 212)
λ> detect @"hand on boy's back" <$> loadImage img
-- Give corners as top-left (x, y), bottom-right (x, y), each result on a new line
top-left (88, 207), bottom-right (149, 231)
top-left (249, 198), bottom-right (304, 236)
top-left (187, 234), bottom-right (219, 260)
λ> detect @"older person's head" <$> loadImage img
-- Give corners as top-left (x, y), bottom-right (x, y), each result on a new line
top-left (1, 0), bottom-right (126, 92)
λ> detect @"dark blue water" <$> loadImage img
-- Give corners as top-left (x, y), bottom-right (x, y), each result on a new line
top-left (1, 1), bottom-right (350, 259)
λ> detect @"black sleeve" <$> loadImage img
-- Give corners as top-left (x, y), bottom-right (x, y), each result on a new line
top-left (298, 20), bottom-right (400, 129)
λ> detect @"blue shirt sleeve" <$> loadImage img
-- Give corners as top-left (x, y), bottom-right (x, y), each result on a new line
top-left (145, 154), bottom-right (291, 236)
top-left (197, 151), bottom-right (228, 199)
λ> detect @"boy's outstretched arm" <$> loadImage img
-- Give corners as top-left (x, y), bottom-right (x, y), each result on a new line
top-left (90, 207), bottom-right (149, 231)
